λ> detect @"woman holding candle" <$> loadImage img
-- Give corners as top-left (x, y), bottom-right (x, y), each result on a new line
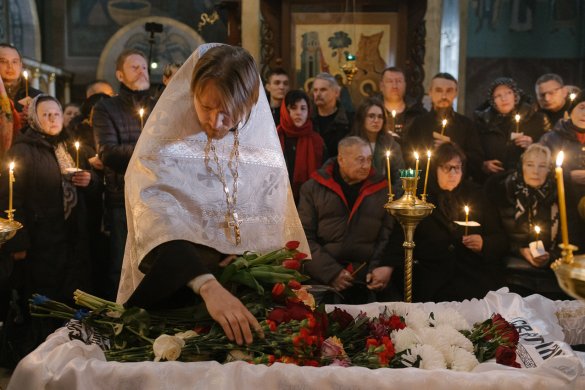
top-left (0, 94), bottom-right (99, 366)
top-left (486, 144), bottom-right (570, 299)
top-left (387, 142), bottom-right (508, 302)
top-left (276, 90), bottom-right (325, 202)
top-left (474, 77), bottom-right (551, 181)
top-left (351, 97), bottom-right (404, 192)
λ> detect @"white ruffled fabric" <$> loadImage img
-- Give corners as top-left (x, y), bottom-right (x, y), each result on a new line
top-left (8, 289), bottom-right (585, 390)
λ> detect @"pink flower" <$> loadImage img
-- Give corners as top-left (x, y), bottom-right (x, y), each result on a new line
top-left (321, 336), bottom-right (346, 359)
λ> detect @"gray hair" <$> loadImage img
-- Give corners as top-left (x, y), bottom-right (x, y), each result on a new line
top-left (338, 136), bottom-right (369, 153)
top-left (521, 143), bottom-right (551, 166)
top-left (314, 72), bottom-right (340, 92)
top-left (535, 73), bottom-right (564, 87)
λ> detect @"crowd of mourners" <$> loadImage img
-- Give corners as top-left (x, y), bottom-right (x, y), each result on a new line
top-left (0, 42), bottom-right (584, 366)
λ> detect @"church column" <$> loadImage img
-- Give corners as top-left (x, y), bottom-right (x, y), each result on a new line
top-left (32, 67), bottom-right (40, 89)
top-left (48, 73), bottom-right (56, 97)
top-left (423, 0), bottom-right (443, 95)
top-left (64, 80), bottom-right (71, 103)
top-left (241, 0), bottom-right (261, 62)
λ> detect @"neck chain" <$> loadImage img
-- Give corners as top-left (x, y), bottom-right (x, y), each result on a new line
top-left (204, 129), bottom-right (241, 245)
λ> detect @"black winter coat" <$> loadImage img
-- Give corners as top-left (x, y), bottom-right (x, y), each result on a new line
top-left (312, 104), bottom-right (352, 157)
top-left (93, 83), bottom-right (156, 207)
top-left (388, 178), bottom-right (508, 302)
top-left (298, 159), bottom-right (395, 285)
top-left (475, 100), bottom-right (551, 174)
top-left (1, 127), bottom-right (98, 300)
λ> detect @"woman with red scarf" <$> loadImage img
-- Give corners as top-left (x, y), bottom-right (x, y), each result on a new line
top-left (277, 90), bottom-right (325, 201)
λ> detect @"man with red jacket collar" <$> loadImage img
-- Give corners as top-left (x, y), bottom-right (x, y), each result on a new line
top-left (297, 136), bottom-right (397, 304)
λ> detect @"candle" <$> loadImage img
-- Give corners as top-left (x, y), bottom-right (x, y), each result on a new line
top-left (139, 107), bottom-right (145, 129)
top-left (423, 150), bottom-right (431, 196)
top-left (391, 110), bottom-right (397, 135)
top-left (570, 92), bottom-right (577, 103)
top-left (22, 70), bottom-right (29, 97)
top-left (75, 141), bottom-right (80, 170)
top-left (514, 114), bottom-right (521, 133)
top-left (464, 205), bottom-right (469, 236)
top-left (441, 118), bottom-right (447, 136)
top-left (555, 151), bottom-right (569, 248)
top-left (413, 152), bottom-right (419, 178)
top-left (8, 161), bottom-right (14, 220)
top-left (534, 225), bottom-right (541, 241)
top-left (385, 150), bottom-right (393, 198)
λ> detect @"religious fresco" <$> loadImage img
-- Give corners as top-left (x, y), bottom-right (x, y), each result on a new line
top-left (66, 0), bottom-right (228, 58)
top-left (292, 12), bottom-right (398, 107)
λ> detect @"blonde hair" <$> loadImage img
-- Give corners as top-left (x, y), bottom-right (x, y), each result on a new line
top-left (191, 45), bottom-right (260, 126)
top-left (521, 143), bottom-right (551, 166)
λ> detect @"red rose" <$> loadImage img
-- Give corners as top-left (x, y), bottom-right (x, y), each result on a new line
top-left (293, 252), bottom-right (308, 261)
top-left (495, 345), bottom-right (518, 367)
top-left (282, 260), bottom-right (301, 270)
top-left (388, 315), bottom-right (406, 331)
top-left (288, 280), bottom-right (302, 290)
top-left (285, 241), bottom-right (300, 250)
top-left (267, 307), bottom-right (290, 324)
top-left (329, 308), bottom-right (354, 330)
top-left (286, 301), bottom-right (312, 321)
top-left (272, 283), bottom-right (286, 299)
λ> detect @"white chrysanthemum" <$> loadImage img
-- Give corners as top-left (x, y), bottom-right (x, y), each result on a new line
top-left (391, 327), bottom-right (421, 352)
top-left (404, 308), bottom-right (429, 330)
top-left (430, 308), bottom-right (471, 331)
top-left (449, 347), bottom-right (479, 371)
top-left (401, 344), bottom-right (446, 370)
top-left (434, 325), bottom-right (474, 353)
top-left (416, 327), bottom-right (452, 361)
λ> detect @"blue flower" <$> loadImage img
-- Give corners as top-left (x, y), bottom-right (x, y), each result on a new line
top-left (32, 295), bottom-right (49, 305)
top-left (74, 309), bottom-right (89, 321)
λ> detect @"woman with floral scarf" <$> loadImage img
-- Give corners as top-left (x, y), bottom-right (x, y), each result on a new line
top-left (0, 95), bottom-right (97, 367)
top-left (486, 143), bottom-right (569, 299)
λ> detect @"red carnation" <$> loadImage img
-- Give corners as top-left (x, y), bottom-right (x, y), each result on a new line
top-left (282, 259), bottom-right (301, 270)
top-left (285, 241), bottom-right (300, 250)
top-left (388, 314), bottom-right (406, 331)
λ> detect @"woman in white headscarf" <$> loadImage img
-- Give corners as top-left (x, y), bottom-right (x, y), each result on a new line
top-left (117, 44), bottom-right (309, 345)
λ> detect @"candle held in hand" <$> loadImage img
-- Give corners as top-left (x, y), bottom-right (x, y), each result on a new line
top-left (514, 114), bottom-right (521, 133)
top-left (22, 70), bottom-right (29, 97)
top-left (534, 225), bottom-right (541, 241)
top-left (441, 118), bottom-right (447, 136)
top-left (464, 205), bottom-right (469, 236)
top-left (139, 108), bottom-right (145, 129)
top-left (385, 150), bottom-right (393, 198)
top-left (74, 141), bottom-right (80, 170)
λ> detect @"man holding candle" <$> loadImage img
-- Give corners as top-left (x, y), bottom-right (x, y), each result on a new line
top-left (378, 66), bottom-right (425, 143)
top-left (474, 77), bottom-right (551, 181)
top-left (93, 49), bottom-right (156, 300)
top-left (404, 73), bottom-right (484, 182)
top-left (297, 136), bottom-right (397, 304)
top-left (0, 44), bottom-right (42, 129)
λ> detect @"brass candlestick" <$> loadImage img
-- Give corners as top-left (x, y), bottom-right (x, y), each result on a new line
top-left (384, 174), bottom-right (434, 302)
top-left (551, 245), bottom-right (585, 301)
top-left (0, 217), bottom-right (22, 244)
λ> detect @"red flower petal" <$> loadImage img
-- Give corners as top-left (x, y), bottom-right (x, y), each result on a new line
top-left (285, 241), bottom-right (300, 250)
top-left (283, 260), bottom-right (301, 270)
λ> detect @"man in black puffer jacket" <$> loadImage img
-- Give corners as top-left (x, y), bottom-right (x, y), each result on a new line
top-left (93, 49), bottom-right (156, 299)
top-left (297, 136), bottom-right (397, 304)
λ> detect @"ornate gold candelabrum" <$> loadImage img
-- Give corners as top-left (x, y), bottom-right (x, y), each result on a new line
top-left (0, 217), bottom-right (21, 244)
top-left (551, 245), bottom-right (585, 301)
top-left (341, 59), bottom-right (358, 85)
top-left (384, 172), bottom-right (434, 302)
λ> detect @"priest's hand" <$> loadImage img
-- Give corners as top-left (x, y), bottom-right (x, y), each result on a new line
top-left (199, 279), bottom-right (263, 345)
top-left (462, 234), bottom-right (483, 253)
top-left (366, 266), bottom-right (392, 291)
top-left (520, 247), bottom-right (550, 268)
top-left (331, 269), bottom-right (354, 291)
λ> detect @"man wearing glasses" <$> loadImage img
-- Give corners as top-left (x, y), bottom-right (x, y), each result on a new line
top-left (534, 73), bottom-right (570, 126)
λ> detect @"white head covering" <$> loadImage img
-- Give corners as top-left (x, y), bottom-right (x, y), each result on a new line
top-left (117, 43), bottom-right (309, 303)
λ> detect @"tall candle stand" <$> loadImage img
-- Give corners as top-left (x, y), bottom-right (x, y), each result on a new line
top-left (384, 171), bottom-right (434, 302)
top-left (551, 246), bottom-right (585, 301)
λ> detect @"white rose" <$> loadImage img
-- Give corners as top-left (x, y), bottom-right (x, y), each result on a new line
top-left (153, 334), bottom-right (185, 362)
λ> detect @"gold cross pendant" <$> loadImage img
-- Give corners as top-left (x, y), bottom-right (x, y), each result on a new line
top-left (227, 212), bottom-right (242, 245)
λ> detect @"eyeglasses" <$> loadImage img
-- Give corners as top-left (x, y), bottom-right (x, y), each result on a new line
top-left (439, 164), bottom-right (462, 174)
top-left (366, 113), bottom-right (384, 121)
top-left (538, 87), bottom-right (561, 100)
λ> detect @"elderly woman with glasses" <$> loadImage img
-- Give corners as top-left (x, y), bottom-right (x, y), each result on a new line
top-left (474, 77), bottom-right (551, 182)
top-left (388, 142), bottom-right (508, 302)
top-left (351, 97), bottom-right (404, 191)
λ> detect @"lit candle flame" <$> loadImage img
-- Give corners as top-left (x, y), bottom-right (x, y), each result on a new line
top-left (514, 114), bottom-right (520, 123)
top-left (386, 150), bottom-right (390, 158)
top-left (535, 225), bottom-right (541, 235)
top-left (22, 70), bottom-right (29, 80)
top-left (464, 205), bottom-right (469, 215)
top-left (556, 151), bottom-right (564, 167)
top-left (414, 152), bottom-right (419, 161)
top-left (139, 108), bottom-right (145, 118)
top-left (569, 92), bottom-right (577, 102)
top-left (391, 110), bottom-right (396, 118)
top-left (74, 141), bottom-right (80, 150)
top-left (427, 150), bottom-right (431, 158)
top-left (442, 119), bottom-right (447, 127)
top-left (9, 161), bottom-right (14, 172)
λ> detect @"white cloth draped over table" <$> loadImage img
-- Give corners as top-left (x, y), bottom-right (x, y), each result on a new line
top-left (8, 289), bottom-right (585, 390)
top-left (117, 43), bottom-right (309, 303)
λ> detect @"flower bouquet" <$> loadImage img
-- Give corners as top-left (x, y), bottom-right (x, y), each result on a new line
top-left (29, 241), bottom-right (522, 370)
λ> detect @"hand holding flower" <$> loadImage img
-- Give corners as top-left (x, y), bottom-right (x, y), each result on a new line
top-left (331, 269), bottom-right (353, 291)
